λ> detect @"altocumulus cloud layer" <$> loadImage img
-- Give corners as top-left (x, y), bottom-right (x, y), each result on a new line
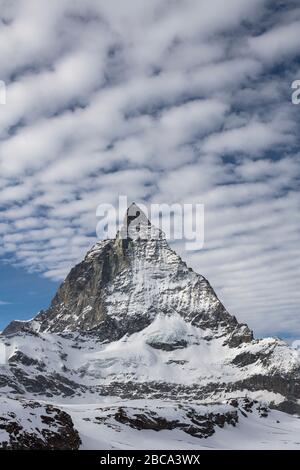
top-left (0, 0), bottom-right (299, 338)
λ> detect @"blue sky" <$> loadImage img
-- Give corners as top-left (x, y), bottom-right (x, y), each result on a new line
top-left (0, 264), bottom-right (58, 330)
top-left (0, 0), bottom-right (300, 340)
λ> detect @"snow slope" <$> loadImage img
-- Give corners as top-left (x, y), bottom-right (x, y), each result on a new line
top-left (59, 399), bottom-right (300, 450)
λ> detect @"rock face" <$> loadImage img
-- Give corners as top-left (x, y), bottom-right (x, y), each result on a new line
top-left (92, 398), bottom-right (274, 440)
top-left (0, 398), bottom-right (80, 450)
top-left (92, 400), bottom-right (242, 439)
top-left (0, 203), bottom-right (300, 448)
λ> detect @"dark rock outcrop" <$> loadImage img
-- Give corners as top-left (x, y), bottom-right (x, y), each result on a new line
top-left (0, 399), bottom-right (81, 450)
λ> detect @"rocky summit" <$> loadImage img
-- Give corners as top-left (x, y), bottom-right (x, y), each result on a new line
top-left (1, 203), bottom-right (300, 449)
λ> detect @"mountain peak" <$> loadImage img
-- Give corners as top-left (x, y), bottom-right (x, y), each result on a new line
top-left (2, 200), bottom-right (250, 342)
top-left (126, 202), bottom-right (150, 225)
top-left (119, 202), bottom-right (161, 241)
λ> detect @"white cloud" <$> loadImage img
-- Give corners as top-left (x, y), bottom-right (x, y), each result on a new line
top-left (202, 120), bottom-right (294, 155)
top-left (249, 21), bottom-right (300, 62)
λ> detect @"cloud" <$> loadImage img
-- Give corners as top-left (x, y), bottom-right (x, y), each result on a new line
top-left (202, 120), bottom-right (295, 155)
top-left (249, 21), bottom-right (300, 63)
top-left (0, 0), bottom-right (300, 339)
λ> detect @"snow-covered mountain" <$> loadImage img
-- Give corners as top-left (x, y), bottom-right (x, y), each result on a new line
top-left (1, 203), bottom-right (299, 449)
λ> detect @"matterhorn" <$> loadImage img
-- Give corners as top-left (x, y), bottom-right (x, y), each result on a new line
top-left (0, 204), bottom-right (299, 449)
